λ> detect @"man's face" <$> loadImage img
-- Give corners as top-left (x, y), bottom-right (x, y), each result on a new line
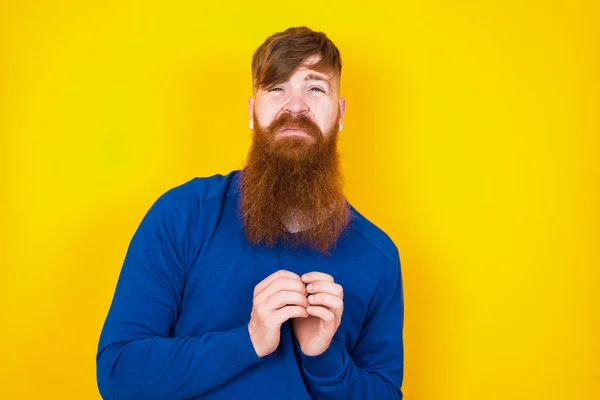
top-left (240, 55), bottom-right (350, 253)
top-left (248, 55), bottom-right (346, 146)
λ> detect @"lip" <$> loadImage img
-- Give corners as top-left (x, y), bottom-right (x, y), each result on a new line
top-left (277, 128), bottom-right (311, 137)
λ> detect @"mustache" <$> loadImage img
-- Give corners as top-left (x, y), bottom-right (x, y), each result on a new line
top-left (264, 113), bottom-right (323, 139)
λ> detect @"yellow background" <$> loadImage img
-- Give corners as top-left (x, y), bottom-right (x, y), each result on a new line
top-left (1, 1), bottom-right (598, 399)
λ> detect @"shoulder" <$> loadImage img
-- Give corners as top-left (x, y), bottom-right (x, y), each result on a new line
top-left (348, 205), bottom-right (400, 268)
top-left (148, 169), bottom-right (240, 215)
top-left (157, 170), bottom-right (240, 206)
top-left (141, 170), bottom-right (240, 230)
top-left (137, 170), bottom-right (240, 260)
top-left (346, 205), bottom-right (403, 318)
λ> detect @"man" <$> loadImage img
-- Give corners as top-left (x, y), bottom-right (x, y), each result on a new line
top-left (97, 26), bottom-right (404, 399)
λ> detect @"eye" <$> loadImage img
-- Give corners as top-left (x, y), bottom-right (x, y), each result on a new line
top-left (310, 87), bottom-right (326, 93)
top-left (267, 87), bottom-right (283, 92)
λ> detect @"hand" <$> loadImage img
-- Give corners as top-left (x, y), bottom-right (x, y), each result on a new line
top-left (248, 270), bottom-right (309, 358)
top-left (291, 272), bottom-right (344, 356)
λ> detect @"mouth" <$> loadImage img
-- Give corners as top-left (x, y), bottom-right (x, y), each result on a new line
top-left (277, 127), bottom-right (312, 138)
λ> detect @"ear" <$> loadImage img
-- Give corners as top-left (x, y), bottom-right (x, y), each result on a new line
top-left (248, 97), bottom-right (255, 127)
top-left (338, 97), bottom-right (346, 129)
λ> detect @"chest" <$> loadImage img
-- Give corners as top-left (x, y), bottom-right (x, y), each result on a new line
top-left (171, 222), bottom-right (377, 352)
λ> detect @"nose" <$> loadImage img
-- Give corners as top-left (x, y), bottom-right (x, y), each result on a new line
top-left (283, 90), bottom-right (309, 115)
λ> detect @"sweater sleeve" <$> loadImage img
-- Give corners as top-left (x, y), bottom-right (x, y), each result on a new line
top-left (96, 190), bottom-right (262, 400)
top-left (294, 253), bottom-right (404, 399)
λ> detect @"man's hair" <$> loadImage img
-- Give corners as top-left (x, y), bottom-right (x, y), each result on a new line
top-left (251, 26), bottom-right (342, 93)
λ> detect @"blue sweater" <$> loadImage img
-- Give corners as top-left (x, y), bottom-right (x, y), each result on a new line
top-left (97, 170), bottom-right (404, 399)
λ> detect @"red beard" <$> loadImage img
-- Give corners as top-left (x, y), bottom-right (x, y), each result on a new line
top-left (239, 112), bottom-right (351, 254)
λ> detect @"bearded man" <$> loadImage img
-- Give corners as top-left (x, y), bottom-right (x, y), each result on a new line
top-left (97, 26), bottom-right (404, 400)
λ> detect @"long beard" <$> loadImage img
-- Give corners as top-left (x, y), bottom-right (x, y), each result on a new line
top-left (239, 113), bottom-right (351, 254)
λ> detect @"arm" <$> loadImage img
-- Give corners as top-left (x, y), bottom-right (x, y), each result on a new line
top-left (96, 190), bottom-right (261, 400)
top-left (294, 254), bottom-right (404, 399)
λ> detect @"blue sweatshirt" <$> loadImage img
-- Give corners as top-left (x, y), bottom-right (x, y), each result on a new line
top-left (97, 170), bottom-right (404, 399)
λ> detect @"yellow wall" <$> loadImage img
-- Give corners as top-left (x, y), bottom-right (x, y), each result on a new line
top-left (1, 1), bottom-right (598, 399)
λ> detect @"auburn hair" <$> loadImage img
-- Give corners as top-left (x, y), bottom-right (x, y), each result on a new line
top-left (251, 26), bottom-right (342, 92)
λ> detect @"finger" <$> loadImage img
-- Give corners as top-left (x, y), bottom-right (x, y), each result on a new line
top-left (306, 306), bottom-right (336, 323)
top-left (254, 270), bottom-right (302, 296)
top-left (307, 293), bottom-right (343, 313)
top-left (274, 306), bottom-right (308, 324)
top-left (306, 281), bottom-right (344, 299)
top-left (256, 276), bottom-right (307, 302)
top-left (301, 272), bottom-right (334, 284)
top-left (267, 290), bottom-right (309, 311)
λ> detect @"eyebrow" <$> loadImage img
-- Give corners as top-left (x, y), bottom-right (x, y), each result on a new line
top-left (304, 73), bottom-right (331, 83)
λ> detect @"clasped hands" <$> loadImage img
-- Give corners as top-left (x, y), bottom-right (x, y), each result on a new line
top-left (248, 270), bottom-right (344, 358)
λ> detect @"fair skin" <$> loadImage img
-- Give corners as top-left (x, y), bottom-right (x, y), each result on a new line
top-left (248, 270), bottom-right (344, 357)
top-left (246, 55), bottom-right (346, 358)
top-left (291, 271), bottom-right (344, 356)
top-left (247, 54), bottom-right (346, 140)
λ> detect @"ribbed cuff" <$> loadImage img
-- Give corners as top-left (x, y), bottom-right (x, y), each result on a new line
top-left (296, 338), bottom-right (345, 378)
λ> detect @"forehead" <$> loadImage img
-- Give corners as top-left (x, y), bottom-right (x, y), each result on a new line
top-left (253, 53), bottom-right (339, 93)
top-left (287, 55), bottom-right (336, 83)
top-left (289, 66), bottom-right (333, 81)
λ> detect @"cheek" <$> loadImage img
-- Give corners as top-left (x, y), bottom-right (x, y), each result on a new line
top-left (255, 101), bottom-right (282, 128)
top-left (312, 101), bottom-right (336, 132)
